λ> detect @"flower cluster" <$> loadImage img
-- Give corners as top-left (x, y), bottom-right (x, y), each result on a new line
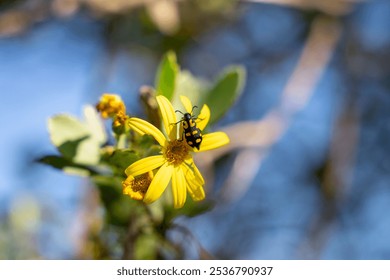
top-left (97, 94), bottom-right (230, 208)
top-left (96, 93), bottom-right (126, 119)
top-left (96, 93), bottom-right (129, 133)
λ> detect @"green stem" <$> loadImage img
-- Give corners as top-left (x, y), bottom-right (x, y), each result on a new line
top-left (115, 133), bottom-right (127, 149)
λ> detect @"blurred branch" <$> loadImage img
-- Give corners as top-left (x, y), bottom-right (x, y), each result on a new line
top-left (0, 0), bottom-right (48, 37)
top-left (196, 15), bottom-right (343, 203)
top-left (321, 99), bottom-right (359, 200)
top-left (301, 96), bottom-right (359, 258)
top-left (0, 0), bottom-right (237, 39)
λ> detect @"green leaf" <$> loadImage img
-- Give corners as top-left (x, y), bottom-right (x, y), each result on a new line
top-left (107, 149), bottom-right (139, 174)
top-left (170, 66), bottom-right (246, 127)
top-left (84, 105), bottom-right (107, 145)
top-left (171, 70), bottom-right (208, 112)
top-left (48, 115), bottom-right (89, 147)
top-left (92, 175), bottom-right (134, 226)
top-left (57, 136), bottom-right (89, 161)
top-left (37, 155), bottom-right (71, 169)
top-left (93, 175), bottom-right (123, 190)
top-left (155, 51), bottom-right (179, 100)
top-left (37, 155), bottom-right (93, 177)
top-left (204, 66), bottom-right (246, 124)
top-left (48, 106), bottom-right (107, 165)
top-left (136, 134), bottom-right (162, 157)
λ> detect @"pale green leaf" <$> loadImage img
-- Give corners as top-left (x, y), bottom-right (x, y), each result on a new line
top-left (48, 107), bottom-right (107, 165)
top-left (155, 51), bottom-right (179, 100)
top-left (48, 115), bottom-right (89, 147)
top-left (171, 70), bottom-right (208, 114)
top-left (83, 105), bottom-right (107, 145)
top-left (204, 66), bottom-right (246, 124)
top-left (107, 149), bottom-right (139, 174)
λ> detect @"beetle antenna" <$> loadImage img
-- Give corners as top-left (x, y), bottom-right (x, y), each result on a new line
top-left (191, 105), bottom-right (198, 114)
top-left (175, 110), bottom-right (184, 115)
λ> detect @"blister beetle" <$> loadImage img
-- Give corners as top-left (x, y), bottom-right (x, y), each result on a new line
top-left (175, 106), bottom-right (203, 150)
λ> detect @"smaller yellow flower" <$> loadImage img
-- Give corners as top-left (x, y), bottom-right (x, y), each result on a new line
top-left (122, 171), bottom-right (154, 201)
top-left (96, 93), bottom-right (126, 119)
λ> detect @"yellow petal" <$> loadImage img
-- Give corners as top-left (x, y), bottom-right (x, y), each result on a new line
top-left (171, 166), bottom-right (187, 208)
top-left (196, 132), bottom-right (230, 152)
top-left (192, 162), bottom-right (205, 185)
top-left (143, 162), bottom-right (173, 204)
top-left (127, 117), bottom-right (166, 146)
top-left (184, 159), bottom-right (205, 184)
top-left (179, 96), bottom-right (209, 130)
top-left (196, 104), bottom-right (210, 131)
top-left (125, 155), bottom-right (165, 176)
top-left (156, 95), bottom-right (177, 141)
top-left (187, 178), bottom-right (205, 201)
top-left (179, 95), bottom-right (193, 113)
top-left (181, 164), bottom-right (205, 201)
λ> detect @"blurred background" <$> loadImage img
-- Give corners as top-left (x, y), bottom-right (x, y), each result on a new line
top-left (1, 0), bottom-right (390, 259)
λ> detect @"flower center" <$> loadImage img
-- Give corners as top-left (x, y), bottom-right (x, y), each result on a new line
top-left (164, 139), bottom-right (190, 166)
top-left (123, 173), bottom-right (153, 200)
top-left (132, 173), bottom-right (152, 194)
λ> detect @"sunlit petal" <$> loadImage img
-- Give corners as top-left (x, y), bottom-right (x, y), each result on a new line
top-left (171, 166), bottom-right (187, 208)
top-left (156, 95), bottom-right (177, 141)
top-left (125, 155), bottom-right (165, 176)
top-left (184, 159), bottom-right (205, 184)
top-left (179, 95), bottom-right (193, 113)
top-left (196, 132), bottom-right (230, 152)
top-left (125, 190), bottom-right (143, 201)
top-left (187, 178), bottom-right (205, 201)
top-left (192, 162), bottom-right (205, 185)
top-left (181, 164), bottom-right (205, 201)
top-left (127, 117), bottom-right (166, 146)
top-left (197, 104), bottom-right (210, 131)
top-left (143, 163), bottom-right (173, 204)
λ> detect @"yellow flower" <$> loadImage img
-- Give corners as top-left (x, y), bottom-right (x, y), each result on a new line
top-left (124, 95), bottom-right (230, 208)
top-left (96, 93), bottom-right (126, 119)
top-left (122, 172), bottom-right (153, 201)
